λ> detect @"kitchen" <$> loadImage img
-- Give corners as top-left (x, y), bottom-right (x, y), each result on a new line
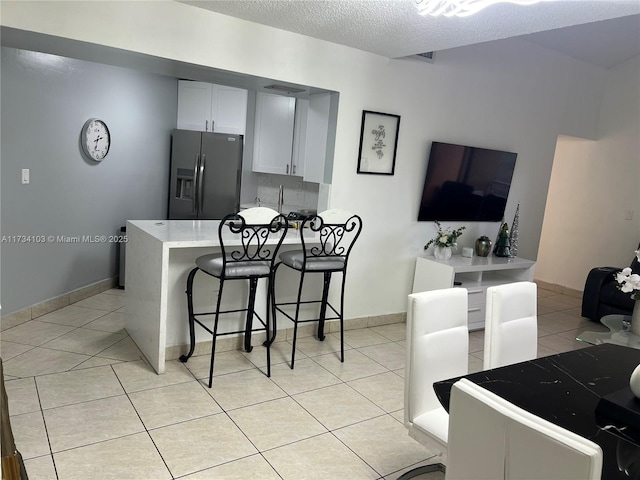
top-left (127, 79), bottom-right (341, 371)
top-left (169, 80), bottom-right (338, 221)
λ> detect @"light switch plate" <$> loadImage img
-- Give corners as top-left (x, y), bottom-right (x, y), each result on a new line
top-left (21, 169), bottom-right (30, 184)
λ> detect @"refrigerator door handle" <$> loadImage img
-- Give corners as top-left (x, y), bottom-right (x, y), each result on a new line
top-left (192, 154), bottom-right (200, 215)
top-left (198, 154), bottom-right (206, 217)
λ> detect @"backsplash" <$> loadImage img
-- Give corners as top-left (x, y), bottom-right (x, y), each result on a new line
top-left (255, 174), bottom-right (319, 211)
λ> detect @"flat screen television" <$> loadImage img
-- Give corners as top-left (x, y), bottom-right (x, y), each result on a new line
top-left (417, 142), bottom-right (517, 222)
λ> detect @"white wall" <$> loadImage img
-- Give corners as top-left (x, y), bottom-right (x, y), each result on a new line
top-left (0, 1), bottom-right (622, 319)
top-left (537, 56), bottom-right (640, 291)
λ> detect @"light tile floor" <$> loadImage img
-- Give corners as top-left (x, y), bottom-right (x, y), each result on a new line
top-left (1, 287), bottom-right (608, 480)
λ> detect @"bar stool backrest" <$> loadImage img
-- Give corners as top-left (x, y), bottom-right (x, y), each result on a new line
top-left (299, 209), bottom-right (362, 268)
top-left (218, 207), bottom-right (288, 276)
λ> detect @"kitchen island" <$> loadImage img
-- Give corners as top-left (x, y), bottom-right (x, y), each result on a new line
top-left (125, 219), bottom-right (318, 373)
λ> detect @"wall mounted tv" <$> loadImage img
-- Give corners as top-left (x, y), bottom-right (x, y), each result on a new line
top-left (417, 142), bottom-right (517, 222)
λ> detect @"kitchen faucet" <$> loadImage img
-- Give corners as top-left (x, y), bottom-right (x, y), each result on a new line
top-left (277, 184), bottom-right (284, 213)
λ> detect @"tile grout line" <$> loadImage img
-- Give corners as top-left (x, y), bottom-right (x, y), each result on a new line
top-left (32, 374), bottom-right (61, 480)
top-left (108, 362), bottom-right (175, 479)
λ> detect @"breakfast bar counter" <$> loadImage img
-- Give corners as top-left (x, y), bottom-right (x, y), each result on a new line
top-left (124, 220), bottom-right (317, 373)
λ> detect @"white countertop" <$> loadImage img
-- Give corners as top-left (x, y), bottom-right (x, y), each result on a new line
top-left (127, 219), bottom-right (316, 248)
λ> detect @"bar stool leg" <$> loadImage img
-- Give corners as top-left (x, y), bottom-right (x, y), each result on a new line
top-left (180, 267), bottom-right (199, 363)
top-left (317, 271), bottom-right (332, 341)
top-left (266, 273), bottom-right (274, 377)
top-left (339, 272), bottom-right (347, 363)
top-left (264, 263), bottom-right (281, 347)
top-left (290, 271), bottom-right (305, 369)
top-left (244, 278), bottom-right (258, 353)
top-left (208, 279), bottom-right (225, 388)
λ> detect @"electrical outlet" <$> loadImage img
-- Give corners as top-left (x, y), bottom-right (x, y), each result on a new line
top-left (21, 169), bottom-right (30, 184)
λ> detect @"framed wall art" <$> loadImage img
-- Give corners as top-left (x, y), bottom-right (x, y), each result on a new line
top-left (357, 110), bottom-right (400, 175)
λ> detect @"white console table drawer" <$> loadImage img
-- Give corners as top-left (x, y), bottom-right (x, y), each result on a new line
top-left (467, 288), bottom-right (486, 308)
top-left (412, 255), bottom-right (536, 331)
top-left (467, 308), bottom-right (485, 330)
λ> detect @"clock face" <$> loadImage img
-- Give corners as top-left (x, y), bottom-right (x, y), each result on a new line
top-left (81, 118), bottom-right (110, 161)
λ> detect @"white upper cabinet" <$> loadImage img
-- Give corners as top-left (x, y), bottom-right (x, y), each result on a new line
top-left (251, 91), bottom-right (336, 183)
top-left (252, 92), bottom-right (297, 175)
top-left (212, 85), bottom-right (247, 135)
top-left (177, 80), bottom-right (247, 135)
top-left (177, 81), bottom-right (211, 131)
top-left (301, 93), bottom-right (332, 184)
top-left (292, 98), bottom-right (309, 179)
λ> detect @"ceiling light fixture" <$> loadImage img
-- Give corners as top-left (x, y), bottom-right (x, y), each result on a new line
top-left (414, 0), bottom-right (548, 17)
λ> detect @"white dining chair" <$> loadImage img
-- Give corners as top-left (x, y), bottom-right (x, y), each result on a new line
top-left (446, 378), bottom-right (603, 480)
top-left (400, 288), bottom-right (469, 478)
top-left (484, 281), bottom-right (537, 370)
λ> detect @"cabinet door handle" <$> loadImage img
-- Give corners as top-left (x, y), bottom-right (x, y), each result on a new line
top-left (192, 154), bottom-right (200, 215)
top-left (292, 164), bottom-right (296, 175)
top-left (198, 154), bottom-right (206, 216)
top-left (205, 120), bottom-right (208, 131)
top-left (286, 164), bottom-right (289, 175)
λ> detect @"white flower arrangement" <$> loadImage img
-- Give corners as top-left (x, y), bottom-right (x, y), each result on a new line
top-left (616, 249), bottom-right (640, 300)
top-left (424, 220), bottom-right (466, 249)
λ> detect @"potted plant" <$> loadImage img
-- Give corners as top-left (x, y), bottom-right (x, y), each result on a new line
top-left (616, 249), bottom-right (640, 333)
top-left (424, 220), bottom-right (465, 260)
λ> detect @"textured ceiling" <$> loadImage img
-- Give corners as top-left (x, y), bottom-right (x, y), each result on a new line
top-left (178, 0), bottom-right (640, 64)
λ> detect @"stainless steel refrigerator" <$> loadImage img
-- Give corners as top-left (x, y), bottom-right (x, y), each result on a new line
top-left (168, 129), bottom-right (243, 220)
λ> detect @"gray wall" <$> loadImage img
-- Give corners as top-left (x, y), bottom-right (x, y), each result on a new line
top-left (1, 47), bottom-right (178, 315)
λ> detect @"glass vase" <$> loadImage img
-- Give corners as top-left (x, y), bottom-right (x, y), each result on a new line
top-left (434, 246), bottom-right (452, 261)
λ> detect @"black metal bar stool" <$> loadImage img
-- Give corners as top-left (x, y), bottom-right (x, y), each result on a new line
top-left (179, 207), bottom-right (288, 387)
top-left (271, 209), bottom-right (362, 369)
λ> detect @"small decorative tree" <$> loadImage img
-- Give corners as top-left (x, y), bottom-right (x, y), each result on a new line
top-left (494, 223), bottom-right (511, 257)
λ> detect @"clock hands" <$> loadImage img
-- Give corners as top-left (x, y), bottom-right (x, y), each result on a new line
top-left (93, 135), bottom-right (104, 150)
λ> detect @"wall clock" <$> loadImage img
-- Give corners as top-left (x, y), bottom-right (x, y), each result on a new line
top-left (81, 118), bottom-right (111, 161)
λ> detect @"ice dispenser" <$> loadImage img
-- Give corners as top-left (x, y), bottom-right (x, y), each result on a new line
top-left (176, 168), bottom-right (193, 199)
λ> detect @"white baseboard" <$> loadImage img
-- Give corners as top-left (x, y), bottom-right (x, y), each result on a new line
top-left (1, 277), bottom-right (119, 331)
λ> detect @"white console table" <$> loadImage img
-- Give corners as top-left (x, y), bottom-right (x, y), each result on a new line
top-left (412, 255), bottom-right (536, 331)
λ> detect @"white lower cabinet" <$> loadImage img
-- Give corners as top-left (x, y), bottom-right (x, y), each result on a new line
top-left (412, 255), bottom-right (536, 331)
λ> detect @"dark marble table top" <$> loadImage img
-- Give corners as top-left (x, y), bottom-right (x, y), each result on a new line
top-left (433, 344), bottom-right (640, 479)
